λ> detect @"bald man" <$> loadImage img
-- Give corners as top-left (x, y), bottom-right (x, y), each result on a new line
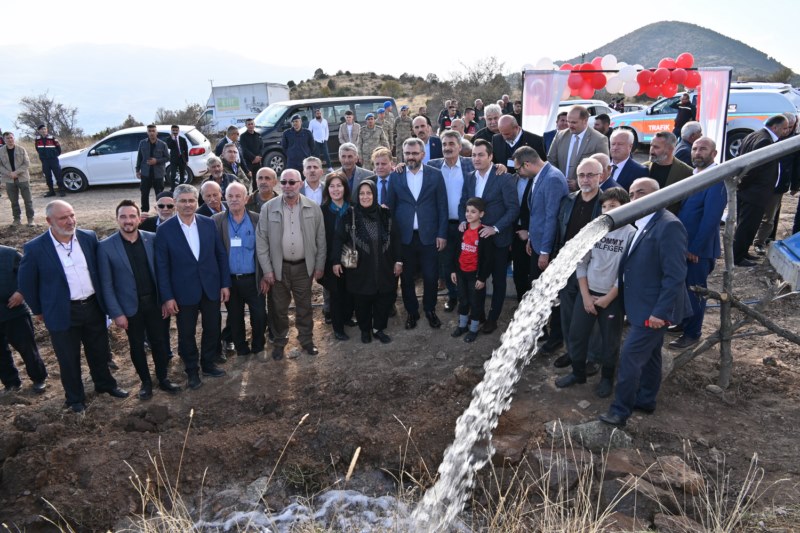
top-left (491, 115), bottom-right (546, 174)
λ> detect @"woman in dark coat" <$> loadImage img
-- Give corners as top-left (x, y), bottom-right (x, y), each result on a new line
top-left (320, 172), bottom-right (354, 340)
top-left (332, 180), bottom-right (401, 344)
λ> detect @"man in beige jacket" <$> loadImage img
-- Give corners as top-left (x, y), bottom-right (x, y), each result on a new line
top-left (256, 169), bottom-right (326, 360)
top-left (0, 132), bottom-right (35, 226)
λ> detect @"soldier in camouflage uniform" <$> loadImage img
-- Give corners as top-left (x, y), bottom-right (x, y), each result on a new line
top-left (393, 105), bottom-right (414, 160)
top-left (382, 101), bottom-right (396, 152)
top-left (357, 113), bottom-right (389, 171)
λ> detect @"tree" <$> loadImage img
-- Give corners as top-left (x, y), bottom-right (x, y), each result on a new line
top-left (91, 115), bottom-right (144, 140)
top-left (16, 92), bottom-right (83, 138)
top-left (327, 79), bottom-right (337, 91)
top-left (314, 68), bottom-right (328, 80)
top-left (768, 66), bottom-right (795, 83)
top-left (121, 114), bottom-right (143, 129)
top-left (379, 80), bottom-right (403, 98)
top-left (154, 103), bottom-right (210, 132)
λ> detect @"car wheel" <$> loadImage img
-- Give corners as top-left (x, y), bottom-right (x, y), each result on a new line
top-left (726, 131), bottom-right (750, 160)
top-left (263, 151), bottom-right (285, 174)
top-left (181, 167), bottom-right (194, 184)
top-left (62, 168), bottom-right (88, 192)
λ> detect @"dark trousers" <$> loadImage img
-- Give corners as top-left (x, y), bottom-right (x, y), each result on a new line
top-left (167, 159), bottom-right (187, 190)
top-left (456, 269), bottom-right (486, 321)
top-left (439, 222), bottom-right (461, 300)
top-left (511, 234), bottom-right (530, 302)
top-left (610, 325), bottom-right (665, 419)
top-left (732, 199), bottom-right (764, 263)
top-left (328, 274), bottom-right (354, 334)
top-left (401, 232), bottom-right (439, 315)
top-left (0, 314), bottom-right (47, 387)
top-left (140, 173), bottom-right (164, 212)
top-left (559, 274), bottom-right (580, 351)
top-left (315, 141), bottom-right (332, 168)
top-left (530, 251), bottom-right (562, 342)
top-left (175, 293), bottom-right (221, 374)
top-left (793, 195), bottom-right (800, 235)
top-left (42, 159), bottom-right (65, 192)
top-left (226, 274), bottom-right (267, 354)
top-left (568, 291), bottom-right (623, 380)
top-left (354, 291), bottom-right (394, 333)
top-left (49, 297), bottom-right (117, 406)
top-left (681, 258), bottom-right (715, 339)
top-left (125, 296), bottom-right (170, 384)
top-left (486, 246), bottom-right (510, 321)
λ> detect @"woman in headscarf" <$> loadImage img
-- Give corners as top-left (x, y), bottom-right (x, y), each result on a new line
top-left (320, 172), bottom-right (354, 340)
top-left (333, 180), bottom-right (401, 343)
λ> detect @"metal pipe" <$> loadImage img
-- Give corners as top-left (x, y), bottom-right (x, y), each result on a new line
top-left (602, 134), bottom-right (800, 230)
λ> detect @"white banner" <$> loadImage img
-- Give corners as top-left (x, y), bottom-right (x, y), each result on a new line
top-left (522, 70), bottom-right (569, 135)
top-left (697, 67), bottom-right (732, 164)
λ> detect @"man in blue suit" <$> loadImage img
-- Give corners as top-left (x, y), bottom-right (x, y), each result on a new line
top-left (412, 116), bottom-right (443, 164)
top-left (98, 200), bottom-right (182, 400)
top-left (387, 137), bottom-right (448, 329)
top-left (670, 137), bottom-right (726, 349)
top-left (458, 139), bottom-right (519, 333)
top-left (154, 184), bottom-right (231, 390)
top-left (599, 178), bottom-right (692, 427)
top-left (609, 130), bottom-right (648, 191)
top-left (18, 200), bottom-right (128, 413)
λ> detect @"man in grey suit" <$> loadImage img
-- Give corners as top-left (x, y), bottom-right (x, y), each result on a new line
top-left (98, 200), bottom-right (182, 400)
top-left (136, 124), bottom-right (170, 212)
top-left (328, 142), bottom-right (375, 202)
top-left (547, 106), bottom-right (609, 192)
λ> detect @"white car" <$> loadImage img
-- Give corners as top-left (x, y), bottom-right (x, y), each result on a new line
top-left (59, 125), bottom-right (212, 192)
top-left (558, 99), bottom-right (620, 117)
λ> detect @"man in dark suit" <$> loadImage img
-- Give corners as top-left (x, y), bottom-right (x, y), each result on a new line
top-left (670, 137), bottom-right (726, 349)
top-left (591, 153), bottom-right (621, 191)
top-left (139, 191), bottom-right (176, 232)
top-left (214, 125), bottom-right (246, 166)
top-left (732, 114), bottom-right (791, 266)
top-left (240, 118), bottom-right (264, 177)
top-left (136, 125), bottom-right (170, 212)
top-left (166, 125), bottom-right (189, 191)
top-left (154, 184), bottom-right (231, 390)
top-left (492, 115), bottom-right (547, 173)
top-left (674, 121), bottom-right (702, 167)
top-left (458, 139), bottom-right (519, 334)
top-left (212, 182), bottom-right (267, 357)
top-left (412, 116), bottom-right (442, 164)
top-left (599, 178), bottom-right (692, 427)
top-left (18, 200), bottom-right (128, 413)
top-left (197, 181), bottom-right (227, 217)
top-left (98, 200), bottom-right (181, 400)
top-left (609, 129), bottom-right (649, 191)
top-left (547, 106), bottom-right (610, 191)
top-left (387, 137), bottom-right (448, 329)
top-left (329, 143), bottom-right (375, 203)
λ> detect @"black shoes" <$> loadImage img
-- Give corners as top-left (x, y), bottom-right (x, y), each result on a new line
top-left (754, 245), bottom-right (767, 256)
top-left (464, 331), bottom-right (478, 343)
top-left (302, 344), bottom-right (319, 356)
top-left (272, 346), bottom-right (284, 360)
top-left (669, 335), bottom-right (699, 350)
top-left (32, 381), bottom-right (47, 394)
top-left (595, 378), bottom-right (613, 398)
top-left (44, 190), bottom-right (57, 198)
top-left (324, 311), bottom-right (332, 325)
top-left (334, 331), bottom-right (350, 341)
top-left (444, 298), bottom-right (457, 312)
top-left (666, 323), bottom-right (684, 334)
top-left (202, 366), bottom-right (226, 378)
top-left (108, 359), bottom-right (119, 371)
top-left (361, 331), bottom-right (372, 343)
top-left (555, 373), bottom-right (585, 388)
top-left (735, 259), bottom-right (758, 267)
top-left (405, 313), bottom-right (419, 329)
top-left (633, 404), bottom-right (656, 414)
top-left (345, 319), bottom-right (358, 327)
top-left (187, 373), bottom-right (203, 390)
top-left (69, 402), bottom-right (86, 413)
top-left (585, 361), bottom-right (600, 377)
top-left (99, 387), bottom-right (130, 399)
top-left (599, 412), bottom-right (626, 427)
top-left (451, 326), bottom-right (468, 338)
top-left (553, 353), bottom-right (572, 368)
top-left (426, 311), bottom-right (442, 328)
top-left (159, 380), bottom-right (181, 394)
top-left (138, 383), bottom-right (153, 401)
top-left (481, 319), bottom-right (497, 334)
top-left (373, 330), bottom-right (391, 344)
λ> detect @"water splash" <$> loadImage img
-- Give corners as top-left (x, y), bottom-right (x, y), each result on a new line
top-left (411, 216), bottom-right (612, 531)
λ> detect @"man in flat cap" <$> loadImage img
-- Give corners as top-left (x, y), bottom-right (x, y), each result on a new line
top-left (281, 114), bottom-right (315, 173)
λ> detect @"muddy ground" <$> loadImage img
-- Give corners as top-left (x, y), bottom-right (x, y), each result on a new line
top-left (1, 175), bottom-right (800, 530)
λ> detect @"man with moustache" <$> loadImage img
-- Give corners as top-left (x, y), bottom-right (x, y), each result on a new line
top-left (412, 116), bottom-right (442, 164)
top-left (472, 104), bottom-right (502, 144)
top-left (247, 167), bottom-right (280, 213)
top-left (547, 106), bottom-right (609, 191)
top-left (197, 180), bottom-right (227, 217)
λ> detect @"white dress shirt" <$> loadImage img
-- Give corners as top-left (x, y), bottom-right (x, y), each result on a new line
top-left (475, 168), bottom-right (491, 198)
top-left (179, 216), bottom-right (201, 260)
top-left (407, 167), bottom-right (424, 229)
top-left (440, 158), bottom-right (463, 220)
top-left (303, 181), bottom-right (324, 204)
top-left (610, 156), bottom-right (630, 181)
top-left (49, 231), bottom-right (95, 300)
top-left (629, 212), bottom-right (655, 254)
top-left (309, 118), bottom-right (329, 143)
top-left (423, 139), bottom-right (432, 164)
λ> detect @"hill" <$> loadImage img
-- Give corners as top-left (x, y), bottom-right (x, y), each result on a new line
top-left (565, 21), bottom-right (796, 82)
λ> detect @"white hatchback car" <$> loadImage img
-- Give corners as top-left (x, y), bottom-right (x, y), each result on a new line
top-left (59, 125), bottom-right (212, 192)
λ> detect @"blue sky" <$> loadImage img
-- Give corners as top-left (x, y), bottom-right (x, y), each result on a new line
top-left (3, 0), bottom-right (796, 135)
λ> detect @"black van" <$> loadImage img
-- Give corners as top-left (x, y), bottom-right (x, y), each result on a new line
top-left (247, 96), bottom-right (397, 173)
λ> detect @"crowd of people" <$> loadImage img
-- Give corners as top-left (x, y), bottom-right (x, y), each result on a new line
top-left (1, 95), bottom-right (799, 429)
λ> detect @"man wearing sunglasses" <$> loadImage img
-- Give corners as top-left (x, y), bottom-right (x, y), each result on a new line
top-left (139, 191), bottom-right (176, 232)
top-left (256, 169), bottom-right (326, 361)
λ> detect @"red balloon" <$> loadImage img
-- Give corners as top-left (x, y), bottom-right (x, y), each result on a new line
top-left (645, 84), bottom-right (662, 99)
top-left (676, 52), bottom-right (694, 69)
top-left (658, 57), bottom-right (677, 69)
top-left (638, 84), bottom-right (648, 96)
top-left (580, 63), bottom-right (593, 71)
top-left (685, 70), bottom-right (701, 89)
top-left (591, 56), bottom-right (603, 69)
top-left (570, 87), bottom-right (581, 97)
top-left (579, 83), bottom-right (595, 99)
top-left (670, 68), bottom-right (688, 85)
top-left (636, 70), bottom-right (653, 86)
top-left (560, 63), bottom-right (573, 71)
top-left (591, 72), bottom-right (607, 90)
top-left (568, 72), bottom-right (583, 90)
top-left (662, 82), bottom-right (678, 98)
top-left (652, 67), bottom-right (670, 85)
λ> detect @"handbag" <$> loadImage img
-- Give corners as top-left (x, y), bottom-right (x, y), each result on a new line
top-left (340, 209), bottom-right (358, 269)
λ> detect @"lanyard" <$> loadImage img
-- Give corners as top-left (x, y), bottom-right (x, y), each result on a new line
top-left (228, 212), bottom-right (246, 237)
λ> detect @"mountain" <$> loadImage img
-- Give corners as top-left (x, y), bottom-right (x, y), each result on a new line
top-left (565, 21), bottom-right (795, 82)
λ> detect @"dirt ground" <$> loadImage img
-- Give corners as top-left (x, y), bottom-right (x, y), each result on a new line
top-left (1, 175), bottom-right (800, 530)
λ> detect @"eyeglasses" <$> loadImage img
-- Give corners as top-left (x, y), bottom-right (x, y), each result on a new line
top-left (157, 204), bottom-right (175, 209)
top-left (577, 172), bottom-right (600, 179)
top-left (280, 180), bottom-right (300, 186)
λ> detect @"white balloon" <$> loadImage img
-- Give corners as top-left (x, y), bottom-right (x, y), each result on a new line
top-left (601, 54), bottom-right (617, 70)
top-left (623, 81), bottom-right (640, 97)
top-left (617, 61), bottom-right (628, 68)
top-left (535, 57), bottom-right (554, 70)
top-left (606, 76), bottom-right (624, 94)
top-left (619, 65), bottom-right (637, 82)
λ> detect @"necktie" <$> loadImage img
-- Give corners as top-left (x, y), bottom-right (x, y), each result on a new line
top-left (380, 179), bottom-right (388, 204)
top-left (610, 164), bottom-right (618, 179)
top-left (568, 134), bottom-right (581, 175)
top-left (232, 163), bottom-right (238, 175)
top-left (175, 136), bottom-right (180, 154)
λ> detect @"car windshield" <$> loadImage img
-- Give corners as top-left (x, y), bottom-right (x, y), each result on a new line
top-left (254, 104), bottom-right (290, 128)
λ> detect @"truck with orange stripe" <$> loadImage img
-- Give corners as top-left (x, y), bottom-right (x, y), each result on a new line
top-left (610, 88), bottom-right (798, 160)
